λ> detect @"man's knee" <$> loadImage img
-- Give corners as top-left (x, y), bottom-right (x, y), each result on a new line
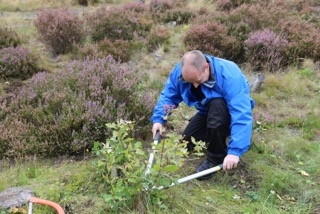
top-left (206, 98), bottom-right (230, 129)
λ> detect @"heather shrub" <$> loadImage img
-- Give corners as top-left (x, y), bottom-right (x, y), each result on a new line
top-left (149, 0), bottom-right (187, 23)
top-left (0, 57), bottom-right (156, 159)
top-left (276, 18), bottom-right (320, 63)
top-left (77, 0), bottom-right (88, 6)
top-left (0, 46), bottom-right (40, 80)
top-left (161, 8), bottom-right (196, 25)
top-left (222, 3), bottom-right (278, 31)
top-left (146, 25), bottom-right (171, 52)
top-left (183, 22), bottom-right (238, 60)
top-left (75, 43), bottom-right (100, 60)
top-left (216, 0), bottom-right (257, 11)
top-left (86, 6), bottom-right (153, 42)
top-left (34, 8), bottom-right (84, 55)
top-left (191, 11), bottom-right (247, 62)
top-left (97, 38), bottom-right (132, 62)
top-left (122, 1), bottom-right (149, 13)
top-left (149, 0), bottom-right (174, 13)
top-left (219, 3), bottom-right (287, 62)
top-left (244, 29), bottom-right (289, 72)
top-left (0, 27), bottom-right (22, 49)
top-left (76, 39), bottom-right (133, 62)
top-left (197, 7), bottom-right (211, 16)
top-left (0, 117), bottom-right (31, 159)
top-left (300, 6), bottom-right (320, 27)
top-left (76, 0), bottom-right (99, 6)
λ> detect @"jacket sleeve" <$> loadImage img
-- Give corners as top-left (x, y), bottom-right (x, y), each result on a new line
top-left (151, 65), bottom-right (183, 124)
top-left (220, 63), bottom-right (254, 157)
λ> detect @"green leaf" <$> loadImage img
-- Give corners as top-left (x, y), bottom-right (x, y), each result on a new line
top-left (163, 165), bottom-right (179, 172)
top-left (158, 177), bottom-right (172, 187)
top-left (102, 194), bottom-right (114, 202)
top-left (153, 163), bottom-right (161, 171)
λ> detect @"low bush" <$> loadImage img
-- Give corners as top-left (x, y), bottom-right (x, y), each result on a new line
top-left (223, 3), bottom-right (281, 32)
top-left (149, 0), bottom-right (186, 23)
top-left (122, 1), bottom-right (149, 13)
top-left (149, 0), bottom-right (174, 13)
top-left (146, 25), bottom-right (171, 52)
top-left (275, 18), bottom-right (320, 64)
top-left (34, 8), bottom-right (84, 55)
top-left (161, 8), bottom-right (196, 25)
top-left (183, 22), bottom-right (238, 60)
top-left (97, 38), bottom-right (132, 62)
top-left (75, 43), bottom-right (100, 60)
top-left (302, 10), bottom-right (320, 28)
top-left (218, 3), bottom-right (289, 62)
top-left (0, 27), bottom-right (21, 49)
top-left (77, 0), bottom-right (88, 6)
top-left (0, 46), bottom-right (40, 80)
top-left (0, 57), bottom-right (156, 159)
top-left (76, 38), bottom-right (133, 62)
top-left (216, 0), bottom-right (258, 11)
top-left (76, 0), bottom-right (99, 6)
top-left (244, 28), bottom-right (289, 71)
top-left (86, 6), bottom-right (153, 42)
top-left (92, 120), bottom-right (191, 212)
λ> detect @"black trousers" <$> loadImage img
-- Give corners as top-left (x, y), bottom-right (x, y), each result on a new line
top-left (182, 98), bottom-right (231, 164)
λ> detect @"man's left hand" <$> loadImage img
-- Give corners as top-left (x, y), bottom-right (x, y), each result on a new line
top-left (223, 154), bottom-right (240, 170)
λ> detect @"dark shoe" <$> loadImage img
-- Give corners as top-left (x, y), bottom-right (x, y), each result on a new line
top-left (196, 159), bottom-right (216, 181)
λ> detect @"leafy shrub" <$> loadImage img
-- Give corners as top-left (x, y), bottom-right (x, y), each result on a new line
top-left (244, 28), bottom-right (289, 71)
top-left (0, 27), bottom-right (21, 49)
top-left (86, 6), bottom-right (153, 42)
top-left (183, 22), bottom-right (238, 59)
top-left (146, 25), bottom-right (171, 52)
top-left (34, 8), bottom-right (84, 55)
top-left (0, 46), bottom-right (40, 80)
top-left (92, 120), bottom-right (189, 212)
top-left (0, 57), bottom-right (156, 159)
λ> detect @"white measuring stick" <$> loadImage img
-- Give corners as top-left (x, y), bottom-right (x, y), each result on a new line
top-left (145, 131), bottom-right (160, 175)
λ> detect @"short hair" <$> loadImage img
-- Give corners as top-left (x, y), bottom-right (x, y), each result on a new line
top-left (181, 50), bottom-right (206, 72)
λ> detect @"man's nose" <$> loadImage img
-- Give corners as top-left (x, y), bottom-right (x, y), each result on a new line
top-left (193, 83), bottom-right (199, 88)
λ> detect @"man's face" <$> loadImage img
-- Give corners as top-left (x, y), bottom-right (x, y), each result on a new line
top-left (182, 63), bottom-right (209, 88)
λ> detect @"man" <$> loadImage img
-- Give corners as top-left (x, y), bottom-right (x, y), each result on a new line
top-left (151, 50), bottom-right (255, 180)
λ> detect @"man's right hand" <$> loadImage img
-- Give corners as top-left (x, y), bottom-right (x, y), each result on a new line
top-left (152, 123), bottom-right (163, 138)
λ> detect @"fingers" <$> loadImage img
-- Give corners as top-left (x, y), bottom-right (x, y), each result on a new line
top-left (223, 161), bottom-right (238, 170)
top-left (152, 123), bottom-right (163, 138)
top-left (222, 154), bottom-right (240, 170)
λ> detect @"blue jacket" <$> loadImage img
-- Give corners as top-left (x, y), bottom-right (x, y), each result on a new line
top-left (151, 54), bottom-right (255, 157)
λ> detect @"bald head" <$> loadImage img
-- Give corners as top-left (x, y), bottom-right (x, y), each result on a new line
top-left (181, 50), bottom-right (208, 85)
top-left (181, 50), bottom-right (207, 73)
